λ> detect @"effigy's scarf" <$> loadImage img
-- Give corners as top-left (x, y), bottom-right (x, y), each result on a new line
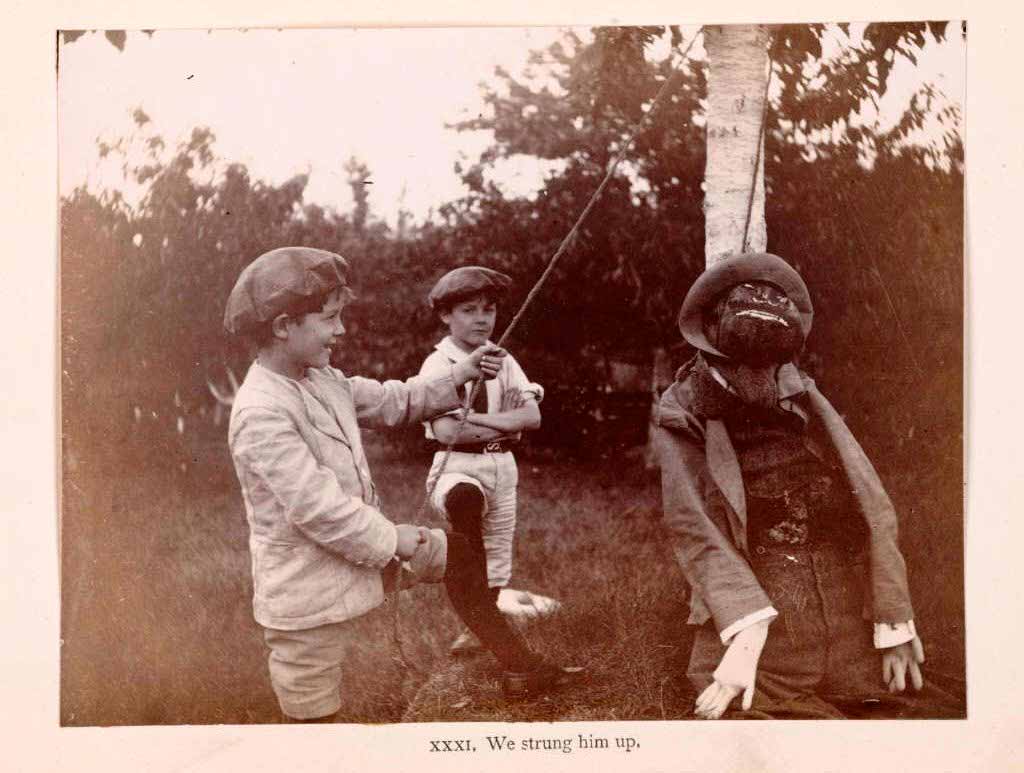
top-left (689, 353), bottom-right (781, 416)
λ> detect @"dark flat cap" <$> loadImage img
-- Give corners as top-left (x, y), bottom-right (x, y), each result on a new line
top-left (427, 266), bottom-right (513, 310)
top-left (677, 252), bottom-right (813, 356)
top-left (224, 247), bottom-right (349, 334)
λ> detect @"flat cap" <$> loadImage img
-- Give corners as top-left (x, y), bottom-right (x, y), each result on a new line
top-left (677, 252), bottom-right (813, 357)
top-left (224, 247), bottom-right (350, 335)
top-left (427, 266), bottom-right (512, 310)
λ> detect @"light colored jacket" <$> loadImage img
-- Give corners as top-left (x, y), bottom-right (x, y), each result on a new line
top-left (656, 362), bottom-right (915, 637)
top-left (228, 360), bottom-right (461, 630)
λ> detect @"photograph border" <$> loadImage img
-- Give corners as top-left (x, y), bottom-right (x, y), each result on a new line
top-left (7, 0), bottom-right (1020, 770)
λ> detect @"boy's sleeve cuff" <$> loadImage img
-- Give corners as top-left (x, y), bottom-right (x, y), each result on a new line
top-left (377, 521), bottom-right (400, 568)
top-left (356, 522), bottom-right (399, 571)
top-left (720, 606), bottom-right (778, 645)
top-left (333, 502), bottom-right (400, 570)
top-left (873, 619), bottom-right (916, 649)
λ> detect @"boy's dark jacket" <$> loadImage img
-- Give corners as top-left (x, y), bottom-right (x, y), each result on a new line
top-left (656, 359), bottom-right (915, 637)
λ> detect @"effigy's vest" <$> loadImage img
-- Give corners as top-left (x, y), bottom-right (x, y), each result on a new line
top-left (723, 405), bottom-right (866, 550)
top-left (688, 356), bottom-right (865, 550)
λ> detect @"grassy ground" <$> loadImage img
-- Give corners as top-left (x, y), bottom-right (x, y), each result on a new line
top-left (60, 428), bottom-right (964, 726)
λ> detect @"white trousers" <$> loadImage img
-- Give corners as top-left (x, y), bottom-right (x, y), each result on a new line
top-left (426, 450), bottom-right (518, 588)
top-left (263, 620), bottom-right (355, 720)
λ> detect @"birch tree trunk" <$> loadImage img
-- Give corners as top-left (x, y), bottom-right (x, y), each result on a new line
top-left (647, 25), bottom-right (775, 470)
top-left (703, 24), bottom-right (773, 266)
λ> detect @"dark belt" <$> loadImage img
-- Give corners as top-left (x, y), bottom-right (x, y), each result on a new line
top-left (438, 440), bottom-right (513, 454)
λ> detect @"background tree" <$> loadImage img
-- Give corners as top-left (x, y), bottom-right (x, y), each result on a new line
top-left (703, 24), bottom-right (773, 262)
top-left (435, 24), bottom-right (959, 451)
top-left (591, 24), bottom-right (956, 267)
top-left (61, 23), bottom-right (962, 470)
top-left (344, 157), bottom-right (373, 235)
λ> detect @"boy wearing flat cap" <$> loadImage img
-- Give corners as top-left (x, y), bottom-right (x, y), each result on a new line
top-left (223, 248), bottom-right (573, 719)
top-left (656, 252), bottom-right (962, 719)
top-left (419, 266), bottom-right (545, 656)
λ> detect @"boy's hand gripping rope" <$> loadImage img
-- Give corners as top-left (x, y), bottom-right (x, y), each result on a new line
top-left (391, 29), bottom-right (705, 671)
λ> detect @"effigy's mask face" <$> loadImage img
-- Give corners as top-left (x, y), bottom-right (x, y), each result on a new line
top-left (704, 281), bottom-right (805, 366)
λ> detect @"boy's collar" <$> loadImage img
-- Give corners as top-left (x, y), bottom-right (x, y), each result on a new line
top-left (253, 358), bottom-right (299, 385)
top-left (435, 335), bottom-right (495, 362)
top-left (254, 358), bottom-right (333, 389)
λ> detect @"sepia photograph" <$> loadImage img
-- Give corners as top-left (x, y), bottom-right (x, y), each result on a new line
top-left (57, 20), bottom-right (966, 728)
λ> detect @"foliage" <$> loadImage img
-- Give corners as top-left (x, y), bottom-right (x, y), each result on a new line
top-left (770, 22), bottom-right (950, 132)
top-left (61, 23), bottom-right (963, 477)
top-left (437, 24), bottom-right (961, 468)
top-left (447, 31), bottom-right (708, 367)
top-left (62, 120), bottom-right (407, 473)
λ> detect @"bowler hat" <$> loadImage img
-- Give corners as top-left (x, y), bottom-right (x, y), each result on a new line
top-left (224, 247), bottom-right (350, 335)
top-left (677, 253), bottom-right (813, 357)
top-left (428, 266), bottom-right (512, 310)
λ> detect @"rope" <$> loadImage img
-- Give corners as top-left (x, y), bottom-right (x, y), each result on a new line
top-left (390, 27), bottom-right (706, 670)
top-left (741, 49), bottom-right (773, 253)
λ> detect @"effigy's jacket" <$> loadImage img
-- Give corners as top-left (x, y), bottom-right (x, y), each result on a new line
top-left (656, 360), bottom-right (915, 636)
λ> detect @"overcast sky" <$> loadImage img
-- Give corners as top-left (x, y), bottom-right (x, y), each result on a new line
top-left (58, 25), bottom-right (964, 225)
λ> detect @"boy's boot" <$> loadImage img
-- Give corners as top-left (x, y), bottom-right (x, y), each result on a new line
top-left (439, 482), bottom-right (585, 699)
top-left (442, 530), bottom-right (584, 698)
top-left (498, 663), bottom-right (587, 700)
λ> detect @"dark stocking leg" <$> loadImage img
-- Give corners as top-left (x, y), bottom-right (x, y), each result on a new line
top-left (442, 484), bottom-right (539, 671)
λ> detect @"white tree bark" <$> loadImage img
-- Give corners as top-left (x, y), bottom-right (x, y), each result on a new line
top-left (704, 24), bottom-right (773, 266)
top-left (647, 25), bottom-right (775, 468)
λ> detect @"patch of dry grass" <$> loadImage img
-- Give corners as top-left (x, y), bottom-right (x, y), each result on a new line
top-left (60, 428), bottom-right (964, 725)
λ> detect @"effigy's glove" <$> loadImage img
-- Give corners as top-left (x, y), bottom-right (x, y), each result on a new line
top-left (695, 619), bottom-right (770, 719)
top-left (882, 635), bottom-right (925, 692)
